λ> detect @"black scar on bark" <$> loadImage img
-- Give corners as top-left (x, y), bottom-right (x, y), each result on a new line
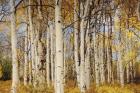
top-left (58, 20), bottom-right (61, 23)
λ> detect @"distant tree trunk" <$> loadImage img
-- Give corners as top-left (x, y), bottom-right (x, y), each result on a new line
top-left (34, 28), bottom-right (39, 87)
top-left (126, 39), bottom-right (130, 83)
top-left (118, 47), bottom-right (124, 87)
top-left (107, 16), bottom-right (113, 84)
top-left (55, 0), bottom-right (64, 93)
top-left (126, 63), bottom-right (130, 83)
top-left (50, 23), bottom-right (55, 84)
top-left (37, 40), bottom-right (46, 87)
top-left (94, 31), bottom-right (100, 86)
top-left (137, 1), bottom-right (140, 20)
top-left (117, 55), bottom-right (120, 82)
top-left (10, 0), bottom-right (19, 92)
top-left (74, 0), bottom-right (80, 88)
top-left (63, 42), bottom-right (66, 84)
top-left (37, 0), bottom-right (46, 86)
top-left (46, 25), bottom-right (51, 87)
top-left (24, 0), bottom-right (29, 86)
top-left (24, 28), bottom-right (29, 86)
top-left (85, 23), bottom-right (90, 89)
top-left (118, 22), bottom-right (124, 87)
top-left (28, 0), bottom-right (34, 85)
top-left (100, 22), bottom-right (105, 84)
top-left (130, 61), bottom-right (135, 83)
top-left (114, 8), bottom-right (124, 86)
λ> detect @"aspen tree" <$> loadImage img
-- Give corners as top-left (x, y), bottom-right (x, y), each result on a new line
top-left (10, 0), bottom-right (19, 92)
top-left (47, 25), bottom-right (51, 87)
top-left (74, 0), bottom-right (80, 88)
top-left (79, 0), bottom-right (91, 92)
top-left (55, 0), bottom-right (64, 93)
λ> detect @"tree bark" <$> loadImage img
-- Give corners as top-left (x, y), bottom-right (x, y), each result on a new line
top-left (28, 0), bottom-right (34, 85)
top-left (94, 31), bottom-right (100, 86)
top-left (55, 0), bottom-right (64, 93)
top-left (24, 27), bottom-right (29, 86)
top-left (47, 25), bottom-right (51, 87)
top-left (79, 0), bottom-right (91, 92)
top-left (10, 0), bottom-right (19, 92)
top-left (74, 0), bottom-right (80, 88)
top-left (50, 23), bottom-right (55, 84)
top-left (85, 23), bottom-right (90, 89)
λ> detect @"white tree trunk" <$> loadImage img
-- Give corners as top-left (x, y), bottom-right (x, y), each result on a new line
top-left (80, 0), bottom-right (91, 92)
top-left (47, 25), bottom-right (51, 87)
top-left (63, 43), bottom-right (66, 85)
top-left (10, 0), bottom-right (19, 92)
top-left (50, 23), bottom-right (55, 84)
top-left (80, 19), bottom-right (86, 92)
top-left (24, 28), bottom-right (28, 86)
top-left (94, 33), bottom-right (100, 86)
top-left (115, 8), bottom-right (124, 86)
top-left (24, 0), bottom-right (29, 86)
top-left (117, 55), bottom-right (120, 83)
top-left (34, 29), bottom-right (39, 87)
top-left (28, 0), bottom-right (35, 85)
top-left (55, 0), bottom-right (64, 93)
top-left (118, 50), bottom-right (124, 87)
top-left (137, 1), bottom-right (140, 20)
top-left (85, 24), bottom-right (90, 89)
top-left (100, 24), bottom-right (105, 84)
top-left (74, 0), bottom-right (80, 88)
top-left (126, 64), bottom-right (130, 83)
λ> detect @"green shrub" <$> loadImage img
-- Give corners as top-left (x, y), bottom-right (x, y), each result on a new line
top-left (0, 57), bottom-right (12, 80)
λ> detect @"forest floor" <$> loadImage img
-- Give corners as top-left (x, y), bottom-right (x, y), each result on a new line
top-left (0, 80), bottom-right (140, 93)
top-left (0, 80), bottom-right (11, 93)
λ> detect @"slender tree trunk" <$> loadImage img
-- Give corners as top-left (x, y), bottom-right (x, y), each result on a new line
top-left (114, 10), bottom-right (124, 86)
top-left (63, 42), bottom-right (66, 85)
top-left (79, 0), bottom-right (90, 92)
top-left (47, 25), bottom-right (51, 87)
top-left (50, 23), bottom-right (55, 84)
top-left (106, 15), bottom-right (114, 84)
top-left (24, 1), bottom-right (29, 85)
top-left (34, 28), bottom-right (39, 87)
top-left (126, 47), bottom-right (130, 83)
top-left (118, 50), bottom-right (124, 87)
top-left (80, 16), bottom-right (86, 93)
top-left (74, 0), bottom-right (80, 88)
top-left (94, 31), bottom-right (100, 86)
top-left (10, 0), bottom-right (19, 92)
top-left (85, 23), bottom-right (90, 89)
top-left (100, 23), bottom-right (105, 84)
top-left (55, 0), bottom-right (64, 93)
top-left (24, 28), bottom-right (29, 86)
top-left (28, 0), bottom-right (34, 85)
top-left (119, 23), bottom-right (124, 87)
top-left (117, 54), bottom-right (120, 83)
top-left (137, 1), bottom-right (140, 20)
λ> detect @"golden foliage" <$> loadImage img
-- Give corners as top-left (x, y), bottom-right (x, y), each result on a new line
top-left (123, 50), bottom-right (137, 62)
top-left (126, 31), bottom-right (134, 39)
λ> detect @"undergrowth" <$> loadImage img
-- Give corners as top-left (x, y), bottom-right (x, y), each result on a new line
top-left (15, 81), bottom-right (140, 93)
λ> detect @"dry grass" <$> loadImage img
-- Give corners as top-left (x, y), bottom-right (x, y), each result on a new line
top-left (17, 83), bottom-right (54, 93)
top-left (0, 80), bottom-right (140, 93)
top-left (65, 80), bottom-right (80, 93)
top-left (0, 80), bottom-right (11, 93)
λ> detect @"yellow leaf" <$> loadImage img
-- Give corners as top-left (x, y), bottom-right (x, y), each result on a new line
top-left (126, 31), bottom-right (134, 38)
